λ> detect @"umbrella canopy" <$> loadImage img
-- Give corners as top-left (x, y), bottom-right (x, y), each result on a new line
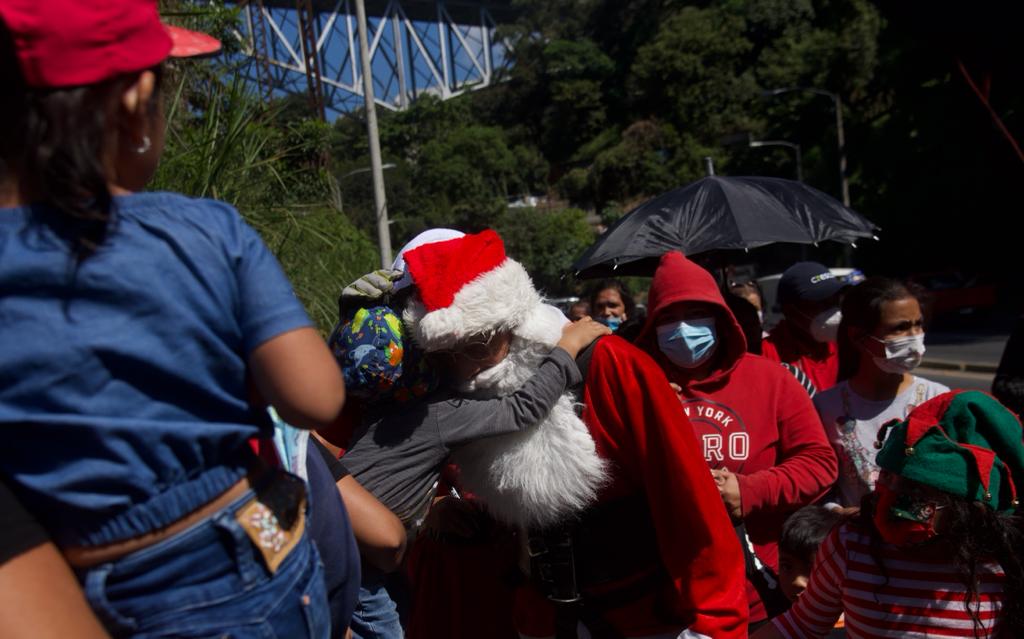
top-left (572, 175), bottom-right (879, 278)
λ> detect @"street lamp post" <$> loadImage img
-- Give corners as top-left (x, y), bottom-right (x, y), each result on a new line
top-left (748, 137), bottom-right (803, 182)
top-left (355, 0), bottom-right (393, 268)
top-left (763, 87), bottom-right (849, 207)
top-left (331, 163), bottom-right (396, 215)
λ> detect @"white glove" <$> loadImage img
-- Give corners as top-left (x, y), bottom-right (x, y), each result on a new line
top-left (340, 268), bottom-right (404, 304)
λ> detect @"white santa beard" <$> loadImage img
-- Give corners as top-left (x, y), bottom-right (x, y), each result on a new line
top-left (451, 314), bottom-right (609, 530)
top-left (455, 337), bottom-right (549, 397)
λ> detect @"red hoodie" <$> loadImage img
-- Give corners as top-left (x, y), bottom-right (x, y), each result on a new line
top-left (635, 252), bottom-right (838, 623)
top-left (762, 320), bottom-right (840, 393)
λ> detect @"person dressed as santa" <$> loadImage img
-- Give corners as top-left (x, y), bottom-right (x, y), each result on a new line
top-left (399, 230), bottom-right (747, 639)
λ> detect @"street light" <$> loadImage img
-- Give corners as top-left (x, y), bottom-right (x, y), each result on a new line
top-left (331, 163), bottom-right (396, 216)
top-left (340, 163), bottom-right (396, 181)
top-left (748, 138), bottom-right (803, 182)
top-left (355, 0), bottom-right (393, 268)
top-left (763, 87), bottom-right (849, 206)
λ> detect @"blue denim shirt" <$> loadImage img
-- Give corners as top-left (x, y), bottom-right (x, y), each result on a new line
top-left (0, 192), bottom-right (312, 546)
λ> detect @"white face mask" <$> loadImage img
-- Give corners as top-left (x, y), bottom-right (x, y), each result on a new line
top-left (809, 308), bottom-right (842, 343)
top-left (870, 333), bottom-right (926, 374)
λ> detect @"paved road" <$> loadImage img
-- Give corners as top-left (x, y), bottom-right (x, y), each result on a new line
top-left (896, 312), bottom-right (1011, 391)
top-left (925, 331), bottom-right (1008, 370)
top-left (923, 311), bottom-right (1015, 371)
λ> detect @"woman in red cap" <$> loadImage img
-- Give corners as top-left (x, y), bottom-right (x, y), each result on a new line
top-left (754, 390), bottom-right (1024, 639)
top-left (0, 2), bottom-right (347, 637)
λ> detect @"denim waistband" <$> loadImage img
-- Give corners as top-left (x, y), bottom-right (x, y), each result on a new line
top-left (66, 464), bottom-right (248, 547)
top-left (77, 485), bottom-right (325, 638)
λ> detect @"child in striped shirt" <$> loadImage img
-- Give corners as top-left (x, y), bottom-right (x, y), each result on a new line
top-left (754, 390), bottom-right (1024, 639)
top-left (777, 505), bottom-right (842, 603)
top-left (777, 506), bottom-right (845, 637)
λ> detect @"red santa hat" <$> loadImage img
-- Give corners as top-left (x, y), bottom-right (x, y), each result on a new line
top-left (402, 229), bottom-right (541, 351)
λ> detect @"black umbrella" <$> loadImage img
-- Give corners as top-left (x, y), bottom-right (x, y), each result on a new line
top-left (572, 175), bottom-right (879, 278)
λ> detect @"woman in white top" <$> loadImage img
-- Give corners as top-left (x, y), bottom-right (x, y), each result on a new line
top-left (814, 277), bottom-right (948, 508)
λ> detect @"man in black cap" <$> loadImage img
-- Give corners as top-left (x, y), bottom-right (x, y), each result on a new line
top-left (762, 262), bottom-right (847, 393)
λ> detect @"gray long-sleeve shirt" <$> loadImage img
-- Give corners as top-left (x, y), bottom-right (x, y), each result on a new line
top-left (342, 347), bottom-right (581, 525)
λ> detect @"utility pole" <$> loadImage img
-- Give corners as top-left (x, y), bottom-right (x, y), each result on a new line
top-left (834, 96), bottom-right (849, 207)
top-left (748, 137), bottom-right (803, 182)
top-left (763, 87), bottom-right (849, 206)
top-left (354, 0), bottom-right (393, 268)
top-left (332, 163), bottom-right (396, 215)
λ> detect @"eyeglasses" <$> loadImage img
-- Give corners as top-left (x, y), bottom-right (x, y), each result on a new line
top-left (435, 331), bottom-right (510, 363)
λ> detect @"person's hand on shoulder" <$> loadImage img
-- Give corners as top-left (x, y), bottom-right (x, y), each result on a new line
top-left (557, 316), bottom-right (612, 359)
top-left (829, 505), bottom-right (860, 517)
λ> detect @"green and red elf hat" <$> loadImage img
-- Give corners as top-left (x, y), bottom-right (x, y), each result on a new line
top-left (875, 390), bottom-right (1024, 512)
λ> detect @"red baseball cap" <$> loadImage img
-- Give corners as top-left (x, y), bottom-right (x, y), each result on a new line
top-left (0, 0), bottom-right (221, 88)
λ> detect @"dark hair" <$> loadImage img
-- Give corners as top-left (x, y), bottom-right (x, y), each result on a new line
top-left (836, 277), bottom-right (922, 381)
top-left (721, 284), bottom-right (763, 355)
top-left (587, 279), bottom-right (637, 317)
top-left (567, 299), bottom-right (591, 318)
top-left (0, 19), bottom-right (159, 259)
top-left (857, 491), bottom-right (1024, 638)
top-left (780, 505), bottom-right (841, 563)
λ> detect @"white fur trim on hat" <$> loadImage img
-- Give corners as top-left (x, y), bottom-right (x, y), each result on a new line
top-left (391, 228), bottom-right (465, 293)
top-left (403, 258), bottom-right (541, 351)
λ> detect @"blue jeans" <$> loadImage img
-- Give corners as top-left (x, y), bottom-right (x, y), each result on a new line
top-left (80, 489), bottom-right (330, 638)
top-left (349, 568), bottom-right (403, 639)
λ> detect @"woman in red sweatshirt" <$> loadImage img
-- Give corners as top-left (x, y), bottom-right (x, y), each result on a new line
top-left (635, 252), bottom-right (838, 629)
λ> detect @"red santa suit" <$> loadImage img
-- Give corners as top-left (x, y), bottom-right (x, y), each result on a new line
top-left (401, 231), bottom-right (747, 638)
top-left (634, 251), bottom-right (839, 624)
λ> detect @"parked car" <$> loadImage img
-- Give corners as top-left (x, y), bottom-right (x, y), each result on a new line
top-left (907, 271), bottom-right (997, 318)
top-left (547, 296), bottom-right (581, 316)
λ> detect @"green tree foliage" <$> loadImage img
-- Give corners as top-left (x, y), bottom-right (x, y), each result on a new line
top-left (461, 0), bottom-right (885, 233)
top-left (492, 208), bottom-right (596, 295)
top-left (630, 6), bottom-right (758, 137)
top-left (537, 39), bottom-right (616, 161)
top-left (330, 96), bottom-right (547, 239)
top-left (415, 125), bottom-right (520, 229)
top-left (587, 121), bottom-right (678, 207)
top-left (160, 0), bottom-right (1023, 307)
top-left (154, 3), bottom-right (377, 332)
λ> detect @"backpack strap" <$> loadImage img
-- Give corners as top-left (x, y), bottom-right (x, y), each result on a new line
top-left (781, 362), bottom-right (817, 398)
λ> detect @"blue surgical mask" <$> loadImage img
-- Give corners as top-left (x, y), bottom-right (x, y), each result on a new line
top-left (656, 318), bottom-right (718, 368)
top-left (598, 316), bottom-right (623, 332)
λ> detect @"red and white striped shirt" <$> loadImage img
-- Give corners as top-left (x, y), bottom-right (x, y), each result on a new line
top-left (772, 523), bottom-right (1006, 638)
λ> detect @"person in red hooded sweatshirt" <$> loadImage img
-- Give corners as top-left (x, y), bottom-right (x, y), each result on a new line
top-left (635, 252), bottom-right (838, 631)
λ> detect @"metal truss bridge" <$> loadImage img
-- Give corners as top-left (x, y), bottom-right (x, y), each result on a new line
top-left (234, 1), bottom-right (518, 118)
